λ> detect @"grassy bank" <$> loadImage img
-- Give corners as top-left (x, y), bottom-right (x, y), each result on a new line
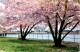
top-left (0, 37), bottom-right (79, 52)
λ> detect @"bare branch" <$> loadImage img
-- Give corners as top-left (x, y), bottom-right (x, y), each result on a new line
top-left (26, 20), bottom-right (42, 35)
top-left (45, 15), bottom-right (55, 39)
top-left (20, 24), bottom-right (23, 37)
top-left (62, 20), bottom-right (77, 30)
top-left (55, 19), bottom-right (58, 39)
top-left (63, 0), bottom-right (68, 19)
top-left (68, 15), bottom-right (75, 17)
top-left (61, 21), bottom-right (79, 40)
top-left (62, 21), bottom-right (73, 30)
top-left (56, 13), bottom-right (62, 21)
top-left (23, 24), bottom-right (27, 34)
top-left (24, 26), bottom-right (29, 36)
top-left (58, 20), bottom-right (65, 39)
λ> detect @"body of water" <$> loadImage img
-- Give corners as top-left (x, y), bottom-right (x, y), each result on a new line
top-left (2, 33), bottom-right (80, 43)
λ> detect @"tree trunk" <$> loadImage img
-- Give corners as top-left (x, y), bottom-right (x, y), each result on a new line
top-left (21, 36), bottom-right (26, 40)
top-left (19, 21), bottom-right (40, 40)
top-left (19, 36), bottom-right (26, 40)
top-left (19, 24), bottom-right (26, 40)
top-left (54, 39), bottom-right (62, 47)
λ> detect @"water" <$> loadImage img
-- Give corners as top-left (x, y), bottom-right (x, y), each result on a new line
top-left (3, 33), bottom-right (80, 43)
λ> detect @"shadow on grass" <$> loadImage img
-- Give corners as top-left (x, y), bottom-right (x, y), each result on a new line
top-left (40, 43), bottom-right (79, 52)
top-left (13, 43), bottom-right (79, 52)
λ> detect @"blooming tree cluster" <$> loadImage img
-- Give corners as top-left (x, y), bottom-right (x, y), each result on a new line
top-left (0, 0), bottom-right (80, 46)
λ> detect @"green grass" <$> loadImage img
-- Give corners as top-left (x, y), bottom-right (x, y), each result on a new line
top-left (0, 37), bottom-right (79, 52)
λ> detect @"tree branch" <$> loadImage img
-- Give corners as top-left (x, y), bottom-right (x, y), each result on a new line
top-left (62, 21), bottom-right (73, 30)
top-left (26, 20), bottom-right (42, 35)
top-left (24, 26), bottom-right (29, 36)
top-left (61, 21), bottom-right (79, 40)
top-left (63, 0), bottom-right (68, 19)
top-left (44, 15), bottom-right (55, 39)
top-left (58, 20), bottom-right (65, 39)
top-left (20, 24), bottom-right (23, 37)
top-left (56, 13), bottom-right (62, 21)
top-left (62, 20), bottom-right (77, 30)
top-left (68, 15), bottom-right (75, 17)
top-left (55, 19), bottom-right (58, 39)
top-left (23, 24), bottom-right (27, 34)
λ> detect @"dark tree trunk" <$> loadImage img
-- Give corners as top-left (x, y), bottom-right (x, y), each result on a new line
top-left (19, 24), bottom-right (27, 40)
top-left (54, 19), bottom-right (63, 47)
top-left (20, 36), bottom-right (26, 40)
top-left (47, 18), bottom-right (63, 47)
top-left (19, 21), bottom-right (41, 40)
top-left (54, 39), bottom-right (62, 47)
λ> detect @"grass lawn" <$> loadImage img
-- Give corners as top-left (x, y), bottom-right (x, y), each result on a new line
top-left (0, 37), bottom-right (79, 52)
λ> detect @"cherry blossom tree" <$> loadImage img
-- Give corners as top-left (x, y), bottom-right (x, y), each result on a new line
top-left (45, 0), bottom-right (80, 46)
top-left (39, 0), bottom-right (80, 47)
top-left (0, 0), bottom-right (43, 40)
